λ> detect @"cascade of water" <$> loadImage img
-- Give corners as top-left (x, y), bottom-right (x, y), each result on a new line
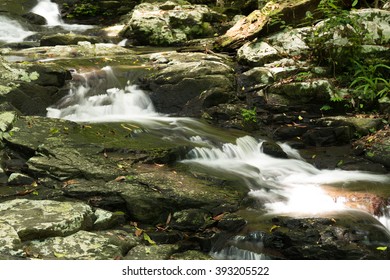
top-left (183, 136), bottom-right (390, 214)
top-left (31, 0), bottom-right (63, 26)
top-left (0, 15), bottom-right (35, 43)
top-left (47, 67), bottom-right (162, 123)
top-left (31, 0), bottom-right (93, 31)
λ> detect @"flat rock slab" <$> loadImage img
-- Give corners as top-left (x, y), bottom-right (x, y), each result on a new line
top-left (0, 199), bottom-right (93, 241)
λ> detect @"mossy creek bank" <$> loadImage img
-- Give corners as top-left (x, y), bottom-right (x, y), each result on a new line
top-left (0, 0), bottom-right (390, 260)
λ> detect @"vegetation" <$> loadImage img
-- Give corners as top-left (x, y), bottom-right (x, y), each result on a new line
top-left (241, 107), bottom-right (257, 123)
top-left (305, 0), bottom-right (364, 74)
top-left (302, 0), bottom-right (390, 111)
top-left (350, 61), bottom-right (390, 104)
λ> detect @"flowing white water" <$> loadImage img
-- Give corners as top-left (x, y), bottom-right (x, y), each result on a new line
top-left (0, 15), bottom-right (35, 43)
top-left (46, 67), bottom-right (209, 137)
top-left (183, 136), bottom-right (390, 215)
top-left (31, 0), bottom-right (93, 31)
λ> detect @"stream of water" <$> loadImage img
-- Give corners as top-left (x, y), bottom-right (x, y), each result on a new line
top-left (0, 15), bottom-right (35, 43)
top-left (47, 67), bottom-right (390, 248)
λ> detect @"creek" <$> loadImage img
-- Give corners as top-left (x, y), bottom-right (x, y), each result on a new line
top-left (48, 66), bottom-right (390, 259)
top-left (1, 0), bottom-right (390, 260)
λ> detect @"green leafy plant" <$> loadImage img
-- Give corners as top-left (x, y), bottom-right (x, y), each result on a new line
top-left (294, 71), bottom-right (312, 81)
top-left (241, 107), bottom-right (257, 123)
top-left (305, 0), bottom-right (364, 74)
top-left (350, 60), bottom-right (390, 103)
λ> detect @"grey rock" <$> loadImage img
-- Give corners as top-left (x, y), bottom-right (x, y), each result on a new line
top-left (237, 41), bottom-right (280, 66)
top-left (7, 172), bottom-right (35, 185)
top-left (124, 244), bottom-right (180, 260)
top-left (27, 230), bottom-right (123, 260)
top-left (0, 199), bottom-right (94, 241)
top-left (120, 2), bottom-right (225, 46)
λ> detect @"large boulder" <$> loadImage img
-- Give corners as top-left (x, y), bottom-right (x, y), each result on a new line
top-left (40, 33), bottom-right (105, 46)
top-left (0, 56), bottom-right (71, 116)
top-left (141, 51), bottom-right (236, 116)
top-left (120, 1), bottom-right (226, 46)
top-left (0, 199), bottom-right (94, 241)
top-left (215, 211), bottom-right (390, 259)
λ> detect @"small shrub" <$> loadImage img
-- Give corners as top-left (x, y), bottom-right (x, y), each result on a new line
top-left (241, 107), bottom-right (257, 123)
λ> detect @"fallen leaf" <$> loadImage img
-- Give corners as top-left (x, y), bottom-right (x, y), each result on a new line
top-left (134, 228), bottom-right (143, 237)
top-left (376, 246), bottom-right (388, 251)
top-left (63, 179), bottom-right (79, 187)
top-left (114, 176), bottom-right (127, 182)
top-left (166, 213), bottom-right (172, 225)
top-left (269, 225), bottom-right (280, 233)
top-left (213, 213), bottom-right (225, 221)
top-left (143, 232), bottom-right (156, 245)
top-left (53, 251), bottom-right (66, 258)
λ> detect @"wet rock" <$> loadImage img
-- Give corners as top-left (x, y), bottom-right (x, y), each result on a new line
top-left (4, 116), bottom-right (188, 181)
top-left (27, 64), bottom-right (72, 87)
top-left (217, 213), bottom-right (247, 232)
top-left (264, 212), bottom-right (390, 259)
top-left (7, 172), bottom-right (35, 186)
top-left (318, 116), bottom-right (384, 136)
top-left (273, 125), bottom-right (309, 141)
top-left (5, 83), bottom-right (60, 116)
top-left (302, 126), bottom-right (353, 146)
top-left (113, 167), bottom-right (248, 224)
top-left (171, 209), bottom-right (209, 231)
top-left (0, 199), bottom-right (94, 241)
top-left (27, 230), bottom-right (124, 260)
top-left (120, 2), bottom-right (225, 46)
top-left (124, 244), bottom-right (180, 260)
top-left (40, 34), bottom-right (104, 46)
top-left (354, 128), bottom-right (390, 169)
top-left (261, 141), bottom-right (288, 158)
top-left (142, 52), bottom-right (236, 116)
top-left (22, 12), bottom-right (46, 25)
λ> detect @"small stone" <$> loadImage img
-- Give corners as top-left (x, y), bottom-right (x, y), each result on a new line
top-left (7, 173), bottom-right (35, 186)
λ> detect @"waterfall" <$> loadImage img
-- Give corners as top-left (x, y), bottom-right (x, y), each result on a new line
top-left (0, 15), bottom-right (35, 43)
top-left (31, 0), bottom-right (93, 31)
top-left (47, 67), bottom-right (163, 123)
top-left (31, 0), bottom-right (63, 26)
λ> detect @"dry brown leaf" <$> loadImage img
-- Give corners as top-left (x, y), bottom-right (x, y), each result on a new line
top-left (166, 213), bottom-right (172, 225)
top-left (114, 176), bottom-right (126, 182)
top-left (134, 228), bottom-right (143, 237)
top-left (213, 213), bottom-right (225, 221)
